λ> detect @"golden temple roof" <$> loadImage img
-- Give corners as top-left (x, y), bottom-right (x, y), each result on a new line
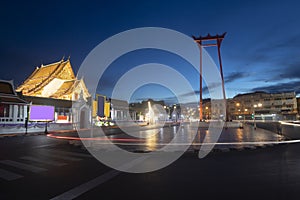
top-left (16, 58), bottom-right (90, 100)
top-left (16, 58), bottom-right (75, 96)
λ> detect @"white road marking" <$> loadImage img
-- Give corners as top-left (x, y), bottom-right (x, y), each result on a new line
top-left (0, 168), bottom-right (23, 181)
top-left (32, 143), bottom-right (59, 149)
top-left (50, 156), bottom-right (148, 200)
top-left (50, 169), bottom-right (121, 200)
top-left (20, 156), bottom-right (67, 167)
top-left (0, 160), bottom-right (47, 173)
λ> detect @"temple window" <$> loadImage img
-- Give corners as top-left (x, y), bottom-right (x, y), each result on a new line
top-left (0, 104), bottom-right (9, 117)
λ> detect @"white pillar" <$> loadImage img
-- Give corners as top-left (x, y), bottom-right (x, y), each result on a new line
top-left (13, 105), bottom-right (18, 123)
top-left (24, 105), bottom-right (27, 118)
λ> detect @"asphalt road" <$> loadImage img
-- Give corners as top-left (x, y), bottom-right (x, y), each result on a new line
top-left (1, 132), bottom-right (300, 200)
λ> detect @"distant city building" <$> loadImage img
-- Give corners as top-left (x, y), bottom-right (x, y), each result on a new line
top-left (180, 102), bottom-right (199, 121)
top-left (182, 99), bottom-right (213, 120)
top-left (182, 99), bottom-right (226, 121)
top-left (111, 99), bottom-right (131, 121)
top-left (0, 80), bottom-right (28, 124)
top-left (183, 92), bottom-right (298, 121)
top-left (129, 99), bottom-right (169, 121)
top-left (228, 91), bottom-right (297, 120)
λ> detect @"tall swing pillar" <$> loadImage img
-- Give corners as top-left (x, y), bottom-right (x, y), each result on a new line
top-left (193, 32), bottom-right (227, 121)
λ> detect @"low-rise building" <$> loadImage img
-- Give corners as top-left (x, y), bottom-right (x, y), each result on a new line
top-left (0, 80), bottom-right (28, 124)
top-left (188, 92), bottom-right (298, 121)
top-left (129, 99), bottom-right (167, 121)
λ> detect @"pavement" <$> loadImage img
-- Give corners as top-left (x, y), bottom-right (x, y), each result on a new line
top-left (0, 131), bottom-right (46, 138)
top-left (1, 125), bottom-right (300, 199)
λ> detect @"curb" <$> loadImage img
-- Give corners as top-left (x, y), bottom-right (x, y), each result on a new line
top-left (0, 132), bottom-right (46, 138)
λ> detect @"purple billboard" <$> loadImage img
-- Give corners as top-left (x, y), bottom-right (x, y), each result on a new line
top-left (29, 105), bottom-right (55, 121)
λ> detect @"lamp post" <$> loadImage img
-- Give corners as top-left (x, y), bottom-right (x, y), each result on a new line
top-left (164, 105), bottom-right (169, 120)
top-left (174, 105), bottom-right (177, 122)
top-left (253, 103), bottom-right (262, 130)
top-left (205, 106), bottom-right (209, 120)
top-left (148, 101), bottom-right (152, 125)
top-left (236, 102), bottom-right (240, 121)
top-left (244, 108), bottom-right (248, 123)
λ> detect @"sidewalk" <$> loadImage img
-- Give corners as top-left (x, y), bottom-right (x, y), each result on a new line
top-left (0, 131), bottom-right (46, 138)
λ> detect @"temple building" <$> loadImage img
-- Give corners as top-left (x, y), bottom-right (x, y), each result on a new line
top-left (15, 58), bottom-right (91, 127)
top-left (0, 80), bottom-right (28, 124)
top-left (16, 57), bottom-right (90, 101)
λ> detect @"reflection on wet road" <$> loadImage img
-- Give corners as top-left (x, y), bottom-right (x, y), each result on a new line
top-left (88, 124), bottom-right (282, 152)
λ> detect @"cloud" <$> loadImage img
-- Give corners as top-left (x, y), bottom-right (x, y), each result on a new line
top-left (177, 72), bottom-right (249, 98)
top-left (277, 61), bottom-right (300, 80)
top-left (258, 34), bottom-right (300, 53)
top-left (252, 80), bottom-right (300, 95)
top-left (252, 59), bottom-right (300, 83)
top-left (229, 29), bottom-right (300, 75)
top-left (225, 71), bottom-right (249, 83)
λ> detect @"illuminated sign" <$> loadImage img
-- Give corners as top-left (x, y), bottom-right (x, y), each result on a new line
top-left (57, 115), bottom-right (67, 120)
top-left (29, 105), bottom-right (55, 121)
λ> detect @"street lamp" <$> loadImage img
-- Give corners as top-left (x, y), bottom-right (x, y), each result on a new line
top-left (253, 103), bottom-right (262, 130)
top-left (235, 102), bottom-right (240, 120)
top-left (164, 106), bottom-right (170, 120)
top-left (174, 105), bottom-right (177, 122)
top-left (147, 101), bottom-right (152, 125)
top-left (244, 108), bottom-right (248, 123)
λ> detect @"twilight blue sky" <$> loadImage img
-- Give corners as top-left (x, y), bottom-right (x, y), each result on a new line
top-left (1, 0), bottom-right (300, 104)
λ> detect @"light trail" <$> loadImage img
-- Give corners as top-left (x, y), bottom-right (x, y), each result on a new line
top-left (47, 133), bottom-right (145, 142)
top-left (279, 121), bottom-right (300, 127)
top-left (47, 133), bottom-right (300, 146)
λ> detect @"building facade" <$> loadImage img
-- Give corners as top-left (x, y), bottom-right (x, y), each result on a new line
top-left (15, 58), bottom-right (91, 127)
top-left (182, 92), bottom-right (298, 121)
top-left (228, 92), bottom-right (297, 120)
top-left (0, 80), bottom-right (28, 124)
top-left (92, 95), bottom-right (133, 123)
top-left (129, 99), bottom-right (167, 121)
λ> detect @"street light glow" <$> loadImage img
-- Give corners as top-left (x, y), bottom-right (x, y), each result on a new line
top-left (253, 103), bottom-right (262, 130)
